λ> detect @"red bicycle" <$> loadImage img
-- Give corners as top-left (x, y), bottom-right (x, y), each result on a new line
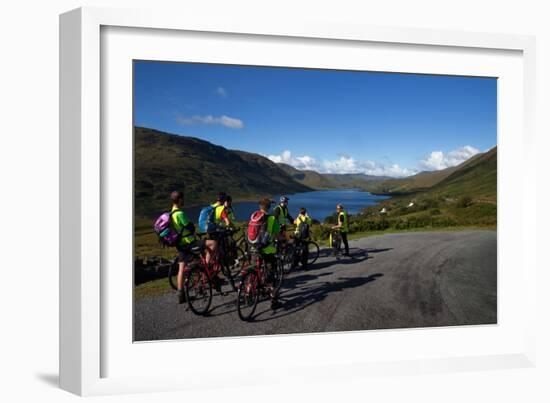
top-left (183, 228), bottom-right (243, 316)
top-left (236, 242), bottom-right (284, 321)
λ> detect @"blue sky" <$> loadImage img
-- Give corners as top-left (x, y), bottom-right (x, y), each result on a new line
top-left (134, 61), bottom-right (496, 177)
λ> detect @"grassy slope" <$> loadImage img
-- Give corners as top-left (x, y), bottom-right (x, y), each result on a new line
top-left (364, 151), bottom-right (490, 195)
top-left (359, 147), bottom-right (497, 228)
top-left (427, 147), bottom-right (497, 201)
top-left (135, 127), bottom-right (312, 216)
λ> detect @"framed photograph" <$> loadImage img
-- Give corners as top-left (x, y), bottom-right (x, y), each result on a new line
top-left (60, 6), bottom-right (537, 396)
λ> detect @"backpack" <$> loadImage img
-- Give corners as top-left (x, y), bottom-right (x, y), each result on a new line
top-left (198, 204), bottom-right (217, 233)
top-left (296, 217), bottom-right (310, 240)
top-left (246, 210), bottom-right (270, 248)
top-left (153, 211), bottom-right (180, 247)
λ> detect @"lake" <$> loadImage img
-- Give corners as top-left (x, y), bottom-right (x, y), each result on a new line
top-left (184, 189), bottom-right (389, 223)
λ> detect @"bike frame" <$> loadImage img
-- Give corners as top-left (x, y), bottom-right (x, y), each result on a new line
top-left (198, 230), bottom-right (238, 283)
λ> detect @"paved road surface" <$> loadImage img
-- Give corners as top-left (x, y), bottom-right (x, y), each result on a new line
top-left (134, 230), bottom-right (496, 341)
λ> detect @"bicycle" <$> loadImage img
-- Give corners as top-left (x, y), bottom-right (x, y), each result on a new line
top-left (166, 242), bottom-right (213, 315)
top-left (281, 237), bottom-right (320, 273)
top-left (236, 242), bottom-right (285, 321)
top-left (225, 230), bottom-right (247, 279)
top-left (233, 230), bottom-right (249, 254)
top-left (167, 244), bottom-right (202, 292)
top-left (168, 228), bottom-right (244, 291)
top-left (329, 228), bottom-right (343, 256)
top-left (167, 228), bottom-right (244, 316)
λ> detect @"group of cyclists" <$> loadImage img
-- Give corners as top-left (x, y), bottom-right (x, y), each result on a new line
top-left (164, 189), bottom-right (351, 313)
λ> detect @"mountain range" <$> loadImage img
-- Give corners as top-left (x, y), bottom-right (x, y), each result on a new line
top-left (135, 126), bottom-right (496, 216)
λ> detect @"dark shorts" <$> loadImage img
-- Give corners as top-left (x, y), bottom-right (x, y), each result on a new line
top-left (176, 241), bottom-right (199, 264)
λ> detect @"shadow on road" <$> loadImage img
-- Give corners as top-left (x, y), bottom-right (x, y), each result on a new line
top-left (316, 247), bottom-right (365, 259)
top-left (178, 246), bottom-right (391, 321)
top-left (205, 271), bottom-right (337, 318)
top-left (366, 247), bottom-right (393, 254)
top-left (309, 246), bottom-right (392, 270)
top-left (251, 272), bottom-right (384, 322)
top-left (311, 252), bottom-right (369, 271)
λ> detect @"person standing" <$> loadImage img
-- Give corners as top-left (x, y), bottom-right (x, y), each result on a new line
top-left (332, 204), bottom-right (350, 256)
top-left (273, 196), bottom-right (294, 237)
top-left (204, 192), bottom-right (231, 265)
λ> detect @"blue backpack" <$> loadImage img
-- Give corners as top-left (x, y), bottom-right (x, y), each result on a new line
top-left (198, 204), bottom-right (217, 233)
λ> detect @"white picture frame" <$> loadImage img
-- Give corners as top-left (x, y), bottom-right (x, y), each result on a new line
top-left (59, 6), bottom-right (537, 396)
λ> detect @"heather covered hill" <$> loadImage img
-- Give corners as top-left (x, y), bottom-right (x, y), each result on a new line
top-left (134, 127), bottom-right (312, 216)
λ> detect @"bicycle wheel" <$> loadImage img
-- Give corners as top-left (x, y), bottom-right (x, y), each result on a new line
top-left (168, 259), bottom-right (179, 291)
top-left (229, 246), bottom-right (246, 277)
top-left (306, 241), bottom-right (320, 265)
top-left (335, 234), bottom-right (342, 255)
top-left (237, 271), bottom-right (259, 321)
top-left (184, 265), bottom-right (212, 316)
top-left (281, 244), bottom-right (295, 274)
top-left (272, 257), bottom-right (285, 293)
top-left (220, 262), bottom-right (237, 292)
top-left (330, 233), bottom-right (340, 255)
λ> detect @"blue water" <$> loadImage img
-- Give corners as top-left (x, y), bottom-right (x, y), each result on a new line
top-left (184, 189), bottom-right (389, 223)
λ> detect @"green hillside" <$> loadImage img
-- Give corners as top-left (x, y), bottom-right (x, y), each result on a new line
top-left (365, 166), bottom-right (459, 194)
top-left (427, 147), bottom-right (497, 201)
top-left (134, 127), bottom-right (312, 216)
top-left (355, 147), bottom-right (497, 230)
top-left (365, 150), bottom-right (491, 195)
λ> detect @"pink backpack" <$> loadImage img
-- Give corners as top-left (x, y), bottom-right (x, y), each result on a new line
top-left (153, 211), bottom-right (180, 246)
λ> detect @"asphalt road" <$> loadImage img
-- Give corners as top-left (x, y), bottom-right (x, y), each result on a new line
top-left (134, 230), bottom-right (497, 341)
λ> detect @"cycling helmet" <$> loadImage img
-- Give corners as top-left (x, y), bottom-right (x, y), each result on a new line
top-left (280, 196), bottom-right (289, 203)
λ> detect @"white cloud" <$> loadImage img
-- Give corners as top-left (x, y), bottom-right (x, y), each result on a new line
top-left (218, 115), bottom-right (243, 129)
top-left (176, 114), bottom-right (244, 129)
top-left (321, 155), bottom-right (414, 177)
top-left (322, 155), bottom-right (358, 173)
top-left (267, 150), bottom-right (319, 171)
top-left (419, 145), bottom-right (480, 171)
top-left (267, 150), bottom-right (414, 177)
top-left (216, 87), bottom-right (228, 98)
top-left (268, 145), bottom-right (482, 178)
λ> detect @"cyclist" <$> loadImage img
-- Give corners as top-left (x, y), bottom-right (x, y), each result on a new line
top-left (273, 196), bottom-right (294, 238)
top-left (169, 191), bottom-right (197, 304)
top-left (220, 194), bottom-right (240, 281)
top-left (258, 197), bottom-right (282, 309)
top-left (293, 207), bottom-right (312, 270)
top-left (204, 192), bottom-right (232, 291)
top-left (332, 204), bottom-right (350, 256)
top-left (204, 192), bottom-right (231, 257)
